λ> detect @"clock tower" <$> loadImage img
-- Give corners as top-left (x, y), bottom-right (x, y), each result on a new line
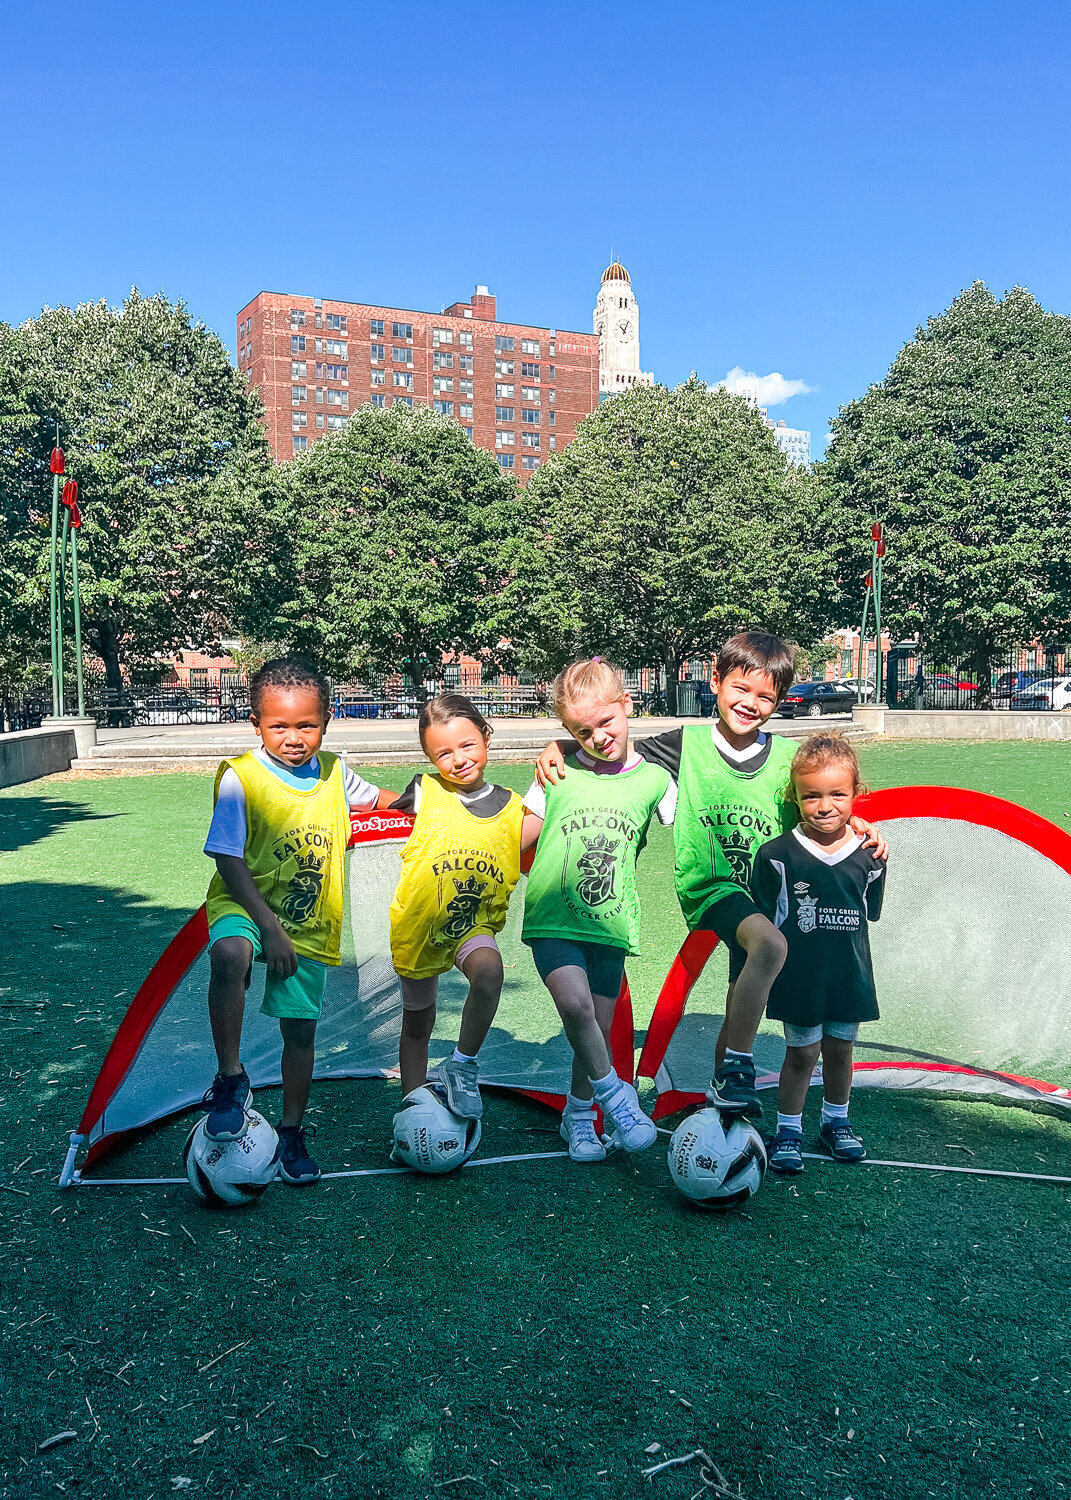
top-left (593, 260), bottom-right (654, 397)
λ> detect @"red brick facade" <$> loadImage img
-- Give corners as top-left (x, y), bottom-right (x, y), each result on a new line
top-left (236, 286), bottom-right (600, 476)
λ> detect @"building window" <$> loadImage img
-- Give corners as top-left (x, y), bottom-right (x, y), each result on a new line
top-left (326, 313), bottom-right (348, 331)
top-left (522, 409), bottom-right (540, 425)
top-left (292, 361), bottom-right (306, 378)
top-left (495, 406), bottom-right (514, 423)
top-left (392, 322), bottom-right (413, 340)
top-left (325, 339), bottom-right (348, 357)
top-left (316, 413), bottom-right (324, 429)
top-left (459, 379), bottom-right (474, 396)
top-left (548, 389), bottom-right (556, 404)
top-left (433, 376), bottom-right (454, 394)
top-left (392, 371), bottom-right (413, 388)
top-left (549, 436), bottom-right (556, 450)
top-left (521, 362), bottom-right (540, 379)
top-left (393, 347), bottom-right (413, 364)
top-left (459, 354), bottom-right (474, 374)
top-left (370, 343), bottom-right (384, 362)
top-left (393, 395), bottom-right (413, 407)
top-left (495, 336), bottom-right (514, 353)
top-left (292, 412), bottom-right (307, 430)
top-left (459, 329), bottom-right (473, 349)
top-left (327, 389), bottom-right (348, 407)
top-left (547, 365), bottom-right (556, 381)
top-left (521, 387), bottom-right (540, 403)
top-left (495, 360), bottom-right (514, 377)
top-left (432, 328), bottom-right (454, 346)
top-left (327, 414), bottom-right (347, 429)
top-left (293, 435), bottom-right (307, 452)
top-left (463, 426), bottom-right (473, 438)
top-left (370, 318), bottom-right (384, 337)
top-left (496, 383), bottom-right (514, 399)
top-left (434, 400), bottom-right (454, 416)
top-left (549, 412), bottom-right (556, 425)
top-left (314, 312), bottom-right (322, 329)
top-left (521, 456), bottom-right (540, 470)
top-left (326, 364), bottom-right (348, 382)
top-left (370, 393), bottom-right (386, 407)
top-left (292, 386), bottom-right (307, 404)
top-left (291, 335), bottom-right (306, 353)
top-left (495, 431), bottom-right (515, 447)
top-left (316, 388), bottom-right (324, 403)
top-left (521, 339), bottom-right (540, 356)
top-left (433, 351), bottom-right (454, 369)
top-left (371, 370), bottom-right (385, 386)
top-left (522, 433), bottom-right (540, 448)
top-left (498, 453), bottom-right (514, 469)
top-left (290, 309), bottom-right (306, 328)
top-left (460, 402), bottom-right (473, 419)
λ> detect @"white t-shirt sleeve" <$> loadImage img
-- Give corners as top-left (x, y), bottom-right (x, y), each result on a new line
top-left (522, 781), bottom-right (546, 820)
top-left (655, 779), bottom-right (677, 825)
top-left (342, 764), bottom-right (379, 811)
top-left (204, 768), bottom-right (248, 859)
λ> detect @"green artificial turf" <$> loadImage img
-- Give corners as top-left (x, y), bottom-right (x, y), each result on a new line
top-left (2, 739), bottom-right (1070, 1498)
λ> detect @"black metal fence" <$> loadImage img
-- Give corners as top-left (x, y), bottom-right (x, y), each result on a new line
top-left (883, 645), bottom-right (1070, 711)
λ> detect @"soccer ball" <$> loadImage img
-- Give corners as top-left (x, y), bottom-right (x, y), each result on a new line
top-left (666, 1108), bottom-right (767, 1210)
top-left (183, 1110), bottom-right (279, 1207)
top-left (392, 1083), bottom-right (482, 1175)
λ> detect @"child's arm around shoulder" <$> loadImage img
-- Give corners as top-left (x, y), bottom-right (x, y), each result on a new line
top-left (850, 814), bottom-right (889, 861)
top-left (520, 776), bottom-right (545, 850)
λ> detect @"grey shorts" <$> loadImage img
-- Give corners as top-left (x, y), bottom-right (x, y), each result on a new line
top-left (783, 1020), bottom-right (860, 1049)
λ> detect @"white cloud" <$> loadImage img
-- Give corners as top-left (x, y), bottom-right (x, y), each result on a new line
top-left (718, 366), bottom-right (815, 408)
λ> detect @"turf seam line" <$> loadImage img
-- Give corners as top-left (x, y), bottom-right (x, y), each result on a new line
top-left (67, 1148), bottom-right (570, 1188)
top-left (801, 1152), bottom-right (1071, 1185)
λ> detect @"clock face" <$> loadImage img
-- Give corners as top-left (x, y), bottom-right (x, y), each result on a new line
top-left (615, 317), bottom-right (633, 341)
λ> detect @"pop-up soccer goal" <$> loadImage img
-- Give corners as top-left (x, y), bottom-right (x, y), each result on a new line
top-left (61, 786), bottom-right (1071, 1185)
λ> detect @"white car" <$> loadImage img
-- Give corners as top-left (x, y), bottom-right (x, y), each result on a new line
top-left (1010, 677), bottom-right (1071, 711)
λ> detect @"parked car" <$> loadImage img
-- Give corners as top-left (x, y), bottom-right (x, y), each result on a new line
top-left (833, 677), bottom-right (876, 702)
top-left (992, 670), bottom-right (1048, 705)
top-left (920, 674), bottom-right (977, 708)
top-left (1010, 677), bottom-right (1071, 711)
top-left (778, 681), bottom-right (857, 718)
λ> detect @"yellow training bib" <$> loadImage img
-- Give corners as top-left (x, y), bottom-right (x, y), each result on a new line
top-left (389, 774), bottom-right (524, 979)
top-left (205, 751), bottom-right (350, 965)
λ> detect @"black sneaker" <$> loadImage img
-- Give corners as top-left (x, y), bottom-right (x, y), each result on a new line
top-left (276, 1125), bottom-right (321, 1185)
top-left (705, 1057), bottom-right (762, 1120)
top-left (768, 1127), bottom-right (805, 1174)
top-left (202, 1067), bottom-right (252, 1141)
top-left (818, 1117), bottom-right (866, 1162)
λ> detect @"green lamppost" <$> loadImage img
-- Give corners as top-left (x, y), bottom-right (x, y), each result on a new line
top-left (48, 435), bottom-right (64, 716)
top-left (45, 433), bottom-right (88, 722)
top-left (858, 521), bottom-right (886, 703)
top-left (60, 479), bottom-right (86, 717)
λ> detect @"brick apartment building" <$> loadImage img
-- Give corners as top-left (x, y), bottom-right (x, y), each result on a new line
top-left (236, 284), bottom-right (601, 474)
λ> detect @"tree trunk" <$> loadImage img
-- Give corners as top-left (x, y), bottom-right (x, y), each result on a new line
top-left (92, 618), bottom-right (124, 696)
top-left (663, 646), bottom-right (680, 716)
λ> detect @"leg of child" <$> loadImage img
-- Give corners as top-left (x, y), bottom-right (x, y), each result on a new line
top-left (720, 913), bottom-right (787, 1054)
top-left (817, 1035), bottom-right (865, 1160)
top-left (208, 936), bottom-right (252, 1075)
top-left (777, 1041), bottom-right (822, 1122)
top-left (543, 964), bottom-right (612, 1090)
top-left (456, 945), bottom-right (504, 1057)
top-left (279, 1018), bottom-right (317, 1128)
top-left (399, 978), bottom-right (438, 1097)
top-left (564, 982), bottom-right (618, 1102)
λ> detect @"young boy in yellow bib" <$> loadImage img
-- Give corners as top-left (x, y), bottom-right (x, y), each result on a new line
top-left (201, 656), bottom-right (395, 1183)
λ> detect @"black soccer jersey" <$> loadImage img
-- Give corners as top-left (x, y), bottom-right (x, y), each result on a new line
top-left (751, 828), bottom-right (886, 1028)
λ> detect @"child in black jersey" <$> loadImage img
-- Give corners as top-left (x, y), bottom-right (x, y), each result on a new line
top-left (751, 733), bottom-right (886, 1175)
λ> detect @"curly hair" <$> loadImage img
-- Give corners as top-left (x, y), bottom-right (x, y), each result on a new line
top-left (788, 731), bottom-right (865, 801)
top-left (249, 656), bottom-right (331, 720)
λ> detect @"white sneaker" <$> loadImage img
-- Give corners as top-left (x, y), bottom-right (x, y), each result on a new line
top-left (560, 1103), bottom-right (607, 1163)
top-left (591, 1074), bottom-right (657, 1152)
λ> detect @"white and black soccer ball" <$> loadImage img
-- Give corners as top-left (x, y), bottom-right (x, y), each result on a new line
top-left (666, 1108), bottom-right (767, 1210)
top-left (184, 1110), bottom-right (279, 1208)
top-left (392, 1083), bottom-right (482, 1175)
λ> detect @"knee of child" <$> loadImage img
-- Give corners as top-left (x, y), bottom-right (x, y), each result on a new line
top-left (468, 956), bottom-right (504, 1003)
top-left (788, 1040), bottom-right (822, 1071)
top-left (210, 939), bottom-right (250, 984)
top-left (401, 1004), bottom-right (436, 1038)
top-left (754, 927), bottom-right (788, 974)
top-left (281, 1017), bottom-right (317, 1051)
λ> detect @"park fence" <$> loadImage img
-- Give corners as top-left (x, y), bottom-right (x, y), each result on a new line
top-left (881, 644), bottom-right (1070, 711)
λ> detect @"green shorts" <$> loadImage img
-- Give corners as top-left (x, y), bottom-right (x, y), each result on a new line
top-left (208, 913), bottom-right (327, 1021)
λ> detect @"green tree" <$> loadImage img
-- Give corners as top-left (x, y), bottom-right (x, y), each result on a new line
top-left (0, 291), bottom-right (271, 693)
top-left (501, 378), bottom-right (841, 711)
top-left (262, 403), bottom-right (519, 684)
top-left (822, 283), bottom-right (1071, 698)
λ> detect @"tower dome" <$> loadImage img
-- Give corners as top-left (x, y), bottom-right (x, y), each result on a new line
top-left (601, 261), bottom-right (630, 284)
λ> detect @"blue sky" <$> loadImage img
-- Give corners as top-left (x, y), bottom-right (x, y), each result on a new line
top-left (3, 1), bottom-right (1069, 454)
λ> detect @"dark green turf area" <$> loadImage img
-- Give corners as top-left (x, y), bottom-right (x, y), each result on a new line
top-left (2, 740), bottom-right (1071, 1499)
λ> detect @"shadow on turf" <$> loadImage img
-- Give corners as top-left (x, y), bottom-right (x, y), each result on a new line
top-left (0, 791), bottom-right (115, 853)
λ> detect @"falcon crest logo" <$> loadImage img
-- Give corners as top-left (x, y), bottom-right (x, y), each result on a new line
top-left (441, 874), bottom-right (487, 941)
top-left (576, 833), bottom-right (620, 907)
top-left (719, 830), bottom-right (753, 884)
top-left (795, 882), bottom-right (817, 934)
top-left (281, 848), bottom-right (326, 924)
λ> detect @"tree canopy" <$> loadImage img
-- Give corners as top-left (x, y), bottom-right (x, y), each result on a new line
top-left (822, 282), bottom-right (1071, 691)
top-left (500, 377), bottom-right (841, 710)
top-left (0, 291), bottom-right (270, 691)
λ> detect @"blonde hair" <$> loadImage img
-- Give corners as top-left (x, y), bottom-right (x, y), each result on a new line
top-left (551, 658), bottom-right (627, 722)
top-left (787, 731), bottom-right (865, 802)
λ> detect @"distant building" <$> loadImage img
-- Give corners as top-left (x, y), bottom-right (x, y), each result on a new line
top-left (236, 286), bottom-right (600, 474)
top-left (593, 261), bottom-right (654, 397)
top-left (766, 417), bottom-right (811, 467)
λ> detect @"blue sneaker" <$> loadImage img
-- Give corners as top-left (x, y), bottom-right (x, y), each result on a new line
top-left (818, 1117), bottom-right (866, 1162)
top-left (768, 1127), bottom-right (805, 1175)
top-left (202, 1067), bottom-right (252, 1141)
top-left (705, 1058), bottom-right (762, 1120)
top-left (276, 1125), bottom-right (321, 1185)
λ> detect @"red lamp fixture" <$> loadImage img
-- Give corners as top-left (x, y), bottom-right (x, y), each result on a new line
top-left (50, 447), bottom-right (65, 475)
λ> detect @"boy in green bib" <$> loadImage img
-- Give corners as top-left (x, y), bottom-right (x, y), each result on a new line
top-left (523, 660), bottom-right (674, 1161)
top-left (537, 633), bottom-right (886, 1120)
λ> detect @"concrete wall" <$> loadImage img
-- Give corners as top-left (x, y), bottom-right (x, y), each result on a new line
top-left (0, 726), bottom-right (78, 788)
top-left (855, 706), bottom-right (1071, 740)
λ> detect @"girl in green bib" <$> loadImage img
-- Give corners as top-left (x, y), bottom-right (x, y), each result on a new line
top-left (522, 660), bottom-right (674, 1162)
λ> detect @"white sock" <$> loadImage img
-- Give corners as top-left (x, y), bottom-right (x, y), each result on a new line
top-left (590, 1068), bottom-right (618, 1097)
top-left (565, 1092), bottom-right (594, 1114)
top-left (777, 1112), bottom-right (803, 1134)
top-left (822, 1099), bottom-right (849, 1122)
top-left (726, 1048), bottom-right (754, 1063)
top-left (452, 1047), bottom-right (478, 1064)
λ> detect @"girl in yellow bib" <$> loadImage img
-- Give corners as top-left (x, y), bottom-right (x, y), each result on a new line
top-left (388, 694), bottom-right (541, 1122)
